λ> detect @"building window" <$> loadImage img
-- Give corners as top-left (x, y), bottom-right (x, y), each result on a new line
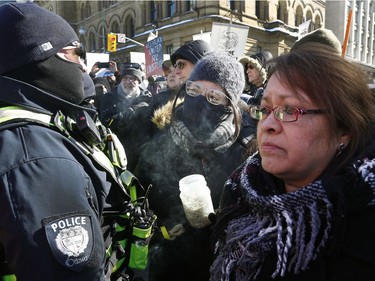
top-left (256, 0), bottom-right (268, 20)
top-left (314, 15), bottom-right (322, 29)
top-left (166, 44), bottom-right (173, 55)
top-left (277, 0), bottom-right (288, 24)
top-left (89, 32), bottom-right (96, 52)
top-left (186, 0), bottom-right (197, 12)
top-left (111, 22), bottom-right (120, 34)
top-left (167, 0), bottom-right (176, 17)
top-left (295, 6), bottom-right (304, 26)
top-left (125, 16), bottom-right (135, 38)
top-left (230, 0), bottom-right (235, 11)
top-left (85, 3), bottom-right (91, 19)
top-left (150, 1), bottom-right (157, 22)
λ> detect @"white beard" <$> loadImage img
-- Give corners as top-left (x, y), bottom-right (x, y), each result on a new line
top-left (120, 83), bottom-right (140, 99)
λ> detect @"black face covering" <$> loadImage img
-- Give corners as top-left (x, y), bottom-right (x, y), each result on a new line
top-left (182, 95), bottom-right (231, 139)
top-left (5, 54), bottom-right (85, 105)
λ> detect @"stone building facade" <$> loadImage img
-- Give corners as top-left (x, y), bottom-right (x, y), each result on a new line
top-left (326, 0), bottom-right (375, 82)
top-left (35, 0), bottom-right (325, 67)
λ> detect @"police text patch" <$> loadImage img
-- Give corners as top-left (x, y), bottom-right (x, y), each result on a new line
top-left (44, 212), bottom-right (95, 272)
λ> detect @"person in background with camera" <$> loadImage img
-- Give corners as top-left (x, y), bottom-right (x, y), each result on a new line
top-left (136, 51), bottom-right (252, 281)
top-left (210, 43), bottom-right (375, 281)
top-left (0, 2), bottom-right (129, 280)
top-left (99, 62), bottom-right (153, 172)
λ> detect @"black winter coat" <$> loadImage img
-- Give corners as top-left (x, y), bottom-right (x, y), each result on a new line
top-left (99, 86), bottom-right (153, 171)
top-left (135, 99), bottom-right (253, 281)
top-left (0, 76), bottom-right (126, 280)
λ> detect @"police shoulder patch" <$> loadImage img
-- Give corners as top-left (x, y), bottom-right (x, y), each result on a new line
top-left (43, 210), bottom-right (95, 272)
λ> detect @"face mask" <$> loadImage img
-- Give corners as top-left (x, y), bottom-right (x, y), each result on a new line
top-left (6, 54), bottom-right (85, 104)
top-left (182, 95), bottom-right (231, 139)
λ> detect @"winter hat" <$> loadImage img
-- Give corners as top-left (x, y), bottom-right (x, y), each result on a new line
top-left (93, 77), bottom-right (111, 93)
top-left (171, 40), bottom-right (213, 65)
top-left (189, 51), bottom-right (245, 104)
top-left (121, 67), bottom-right (143, 83)
top-left (291, 28), bottom-right (342, 55)
top-left (162, 59), bottom-right (173, 76)
top-left (239, 51), bottom-right (273, 84)
top-left (0, 2), bottom-right (79, 75)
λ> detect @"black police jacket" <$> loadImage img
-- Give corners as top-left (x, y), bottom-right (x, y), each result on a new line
top-left (0, 76), bottom-right (125, 280)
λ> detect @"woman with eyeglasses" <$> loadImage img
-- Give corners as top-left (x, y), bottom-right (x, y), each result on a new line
top-left (210, 43), bottom-right (375, 281)
top-left (135, 51), bottom-right (253, 281)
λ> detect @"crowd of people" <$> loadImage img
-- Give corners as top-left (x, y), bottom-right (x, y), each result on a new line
top-left (1, 2), bottom-right (375, 281)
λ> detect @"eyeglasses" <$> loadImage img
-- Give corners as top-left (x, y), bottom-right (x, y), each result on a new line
top-left (247, 64), bottom-right (255, 70)
top-left (249, 105), bottom-right (325, 122)
top-left (174, 61), bottom-right (185, 70)
top-left (185, 81), bottom-right (229, 106)
top-left (123, 62), bottom-right (142, 70)
top-left (122, 75), bottom-right (137, 83)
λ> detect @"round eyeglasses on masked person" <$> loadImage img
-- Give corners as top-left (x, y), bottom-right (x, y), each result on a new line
top-left (172, 51), bottom-right (245, 143)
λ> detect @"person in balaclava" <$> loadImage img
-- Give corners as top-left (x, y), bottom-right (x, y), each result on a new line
top-left (135, 51), bottom-right (250, 281)
top-left (0, 3), bottom-right (128, 280)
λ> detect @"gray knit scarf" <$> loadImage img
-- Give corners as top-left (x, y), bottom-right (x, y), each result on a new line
top-left (210, 152), bottom-right (375, 280)
top-left (170, 114), bottom-right (236, 156)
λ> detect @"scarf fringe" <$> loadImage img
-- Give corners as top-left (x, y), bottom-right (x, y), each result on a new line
top-left (211, 156), bottom-right (335, 280)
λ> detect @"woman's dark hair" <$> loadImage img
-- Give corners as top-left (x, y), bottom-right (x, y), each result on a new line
top-left (268, 43), bottom-right (375, 163)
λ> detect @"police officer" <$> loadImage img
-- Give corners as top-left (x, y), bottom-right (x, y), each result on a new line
top-left (0, 3), bottom-right (128, 280)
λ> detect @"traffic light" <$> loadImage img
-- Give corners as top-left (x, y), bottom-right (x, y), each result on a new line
top-left (107, 34), bottom-right (117, 52)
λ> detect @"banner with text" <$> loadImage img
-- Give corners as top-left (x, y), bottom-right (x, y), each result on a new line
top-left (144, 36), bottom-right (164, 77)
top-left (210, 22), bottom-right (249, 57)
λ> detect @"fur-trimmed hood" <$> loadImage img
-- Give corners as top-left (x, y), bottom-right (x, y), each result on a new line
top-left (239, 51), bottom-right (273, 86)
top-left (151, 97), bottom-right (184, 130)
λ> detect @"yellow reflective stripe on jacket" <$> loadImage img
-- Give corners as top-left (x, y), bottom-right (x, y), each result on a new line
top-left (1, 274), bottom-right (16, 281)
top-left (0, 106), bottom-right (126, 193)
top-left (0, 106), bottom-right (52, 125)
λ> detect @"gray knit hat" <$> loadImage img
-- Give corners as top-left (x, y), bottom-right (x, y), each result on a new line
top-left (121, 68), bottom-right (143, 83)
top-left (189, 51), bottom-right (245, 103)
top-left (291, 28), bottom-right (342, 55)
top-left (0, 2), bottom-right (79, 75)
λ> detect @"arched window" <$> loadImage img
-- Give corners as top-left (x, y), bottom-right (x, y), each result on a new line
top-left (315, 15), bottom-right (322, 29)
top-left (306, 10), bottom-right (313, 32)
top-left (295, 5), bottom-right (304, 26)
top-left (85, 2), bottom-right (91, 18)
top-left (125, 16), bottom-right (135, 38)
top-left (277, 0), bottom-right (288, 24)
top-left (111, 22), bottom-right (120, 34)
top-left (89, 32), bottom-right (96, 52)
top-left (80, 2), bottom-right (85, 20)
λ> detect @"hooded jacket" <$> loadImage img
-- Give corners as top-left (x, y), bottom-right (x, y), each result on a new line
top-left (0, 76), bottom-right (126, 280)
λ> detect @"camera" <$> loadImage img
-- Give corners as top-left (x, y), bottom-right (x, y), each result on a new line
top-left (97, 62), bottom-right (110, 69)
